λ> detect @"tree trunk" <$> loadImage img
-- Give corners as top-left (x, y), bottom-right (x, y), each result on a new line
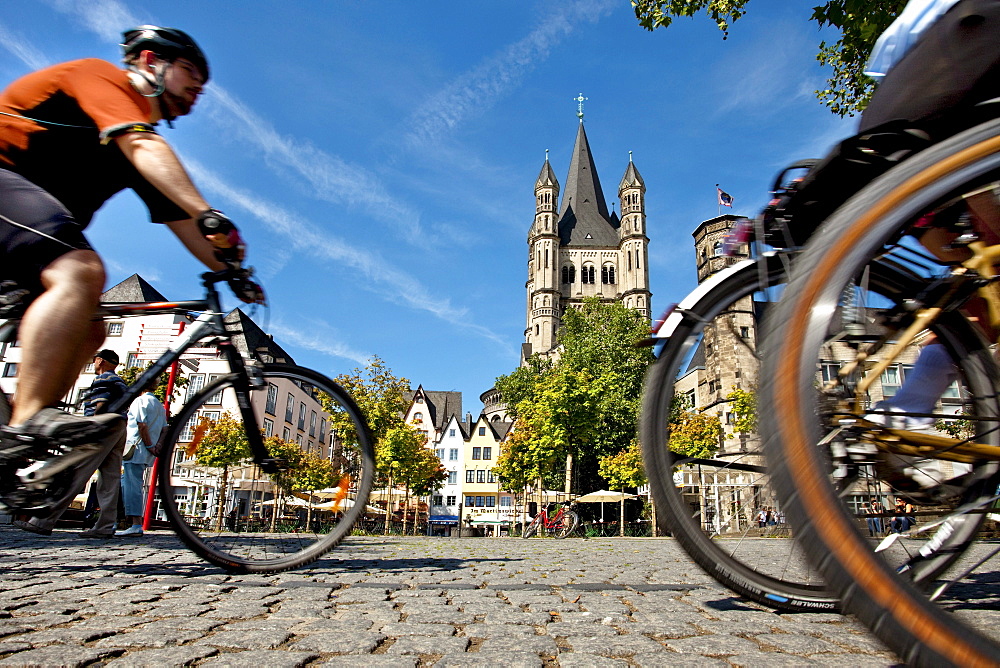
top-left (619, 493), bottom-right (626, 537)
top-left (384, 474), bottom-right (393, 536)
top-left (402, 487), bottom-right (410, 536)
top-left (214, 466), bottom-right (230, 532)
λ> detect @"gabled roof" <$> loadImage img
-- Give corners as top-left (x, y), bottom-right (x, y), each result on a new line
top-left (557, 123), bottom-right (619, 247)
top-left (101, 274), bottom-right (166, 303)
top-left (224, 309), bottom-right (294, 364)
top-left (404, 387), bottom-right (464, 433)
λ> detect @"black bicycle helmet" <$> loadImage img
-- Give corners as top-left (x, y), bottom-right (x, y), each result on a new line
top-left (121, 26), bottom-right (209, 82)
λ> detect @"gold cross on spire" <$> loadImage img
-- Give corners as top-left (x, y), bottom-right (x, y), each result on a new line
top-left (574, 93), bottom-right (588, 120)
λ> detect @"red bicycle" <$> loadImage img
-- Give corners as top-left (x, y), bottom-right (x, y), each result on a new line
top-left (522, 502), bottom-right (579, 539)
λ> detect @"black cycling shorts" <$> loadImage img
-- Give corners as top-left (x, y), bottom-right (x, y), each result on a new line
top-left (861, 0), bottom-right (1000, 132)
top-left (0, 167), bottom-right (93, 297)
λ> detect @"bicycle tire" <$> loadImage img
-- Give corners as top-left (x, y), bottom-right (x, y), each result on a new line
top-left (158, 363), bottom-right (375, 573)
top-left (760, 118), bottom-right (1000, 665)
top-left (641, 253), bottom-right (843, 611)
top-left (554, 509), bottom-right (579, 538)
top-left (523, 515), bottom-right (541, 539)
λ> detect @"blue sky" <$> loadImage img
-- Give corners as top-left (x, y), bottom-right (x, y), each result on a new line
top-left (1, 0), bottom-right (856, 411)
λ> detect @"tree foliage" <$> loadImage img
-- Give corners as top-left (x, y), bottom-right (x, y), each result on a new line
top-left (631, 0), bottom-right (907, 116)
top-left (495, 298), bottom-right (654, 494)
top-left (727, 386), bottom-right (757, 435)
top-left (328, 355), bottom-right (411, 448)
top-left (668, 411), bottom-right (723, 459)
top-left (599, 442), bottom-right (647, 491)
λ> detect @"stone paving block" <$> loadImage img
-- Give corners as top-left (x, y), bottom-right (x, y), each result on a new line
top-left (293, 618), bottom-right (375, 632)
top-left (0, 644), bottom-right (31, 658)
top-left (103, 645), bottom-right (219, 667)
top-left (385, 635), bottom-right (470, 655)
top-left (3, 614), bottom-right (81, 631)
top-left (0, 646), bottom-right (121, 667)
top-left (727, 652), bottom-right (822, 666)
top-left (456, 602), bottom-right (512, 615)
top-left (433, 651), bottom-right (541, 668)
top-left (477, 635), bottom-right (558, 656)
top-left (94, 628), bottom-right (206, 648)
top-left (806, 653), bottom-right (896, 667)
top-left (544, 622), bottom-right (618, 636)
top-left (632, 653), bottom-right (729, 667)
top-left (665, 635), bottom-right (762, 656)
top-left (482, 611), bottom-right (550, 625)
top-left (379, 622), bottom-right (456, 637)
top-left (217, 618), bottom-right (302, 632)
top-left (567, 634), bottom-right (667, 657)
top-left (205, 604), bottom-right (271, 619)
top-left (401, 609), bottom-right (475, 625)
top-left (557, 612), bottom-right (629, 625)
top-left (462, 623), bottom-right (537, 638)
top-left (198, 649), bottom-right (319, 667)
top-left (288, 631), bottom-right (385, 654)
top-left (619, 621), bottom-right (702, 638)
top-left (755, 633), bottom-right (847, 655)
top-left (199, 630), bottom-right (293, 649)
top-left (558, 654), bottom-right (629, 668)
top-left (8, 627), bottom-right (115, 645)
top-left (318, 657), bottom-right (417, 668)
top-left (142, 603), bottom-right (215, 618)
top-left (810, 630), bottom-right (891, 653)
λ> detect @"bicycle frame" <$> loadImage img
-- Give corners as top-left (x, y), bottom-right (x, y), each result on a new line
top-left (1, 270), bottom-right (279, 474)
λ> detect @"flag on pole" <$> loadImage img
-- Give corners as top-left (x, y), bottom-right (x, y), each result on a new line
top-left (716, 184), bottom-right (734, 208)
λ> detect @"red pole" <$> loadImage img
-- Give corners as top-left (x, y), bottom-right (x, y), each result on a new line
top-left (142, 321), bottom-right (185, 531)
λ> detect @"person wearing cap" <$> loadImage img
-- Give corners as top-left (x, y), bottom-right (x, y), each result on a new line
top-left (13, 349), bottom-right (129, 537)
top-left (0, 26), bottom-right (263, 516)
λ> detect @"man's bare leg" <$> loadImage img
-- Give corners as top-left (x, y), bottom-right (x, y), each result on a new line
top-left (10, 250), bottom-right (106, 426)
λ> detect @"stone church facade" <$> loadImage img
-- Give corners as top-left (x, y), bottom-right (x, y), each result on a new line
top-left (521, 121), bottom-right (651, 363)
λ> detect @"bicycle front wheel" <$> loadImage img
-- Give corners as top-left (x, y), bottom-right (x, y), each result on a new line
top-left (760, 119), bottom-right (1000, 665)
top-left (157, 363), bottom-right (375, 573)
top-left (522, 515), bottom-right (541, 539)
top-left (641, 254), bottom-right (844, 611)
top-left (554, 510), bottom-right (579, 538)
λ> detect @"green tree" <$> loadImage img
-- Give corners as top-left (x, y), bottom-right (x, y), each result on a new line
top-left (668, 411), bottom-right (723, 459)
top-left (495, 297), bottom-right (654, 496)
top-left (599, 442), bottom-right (647, 536)
top-left (631, 0), bottom-right (907, 116)
top-left (727, 386), bottom-right (757, 435)
top-left (328, 355), bottom-right (411, 449)
top-left (192, 411), bottom-right (252, 531)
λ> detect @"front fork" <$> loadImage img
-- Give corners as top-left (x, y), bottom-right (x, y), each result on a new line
top-left (218, 342), bottom-right (281, 474)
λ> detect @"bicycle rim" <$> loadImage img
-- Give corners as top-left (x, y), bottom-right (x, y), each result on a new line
top-left (641, 254), bottom-right (842, 611)
top-left (158, 363), bottom-right (375, 573)
top-left (761, 119), bottom-right (1000, 665)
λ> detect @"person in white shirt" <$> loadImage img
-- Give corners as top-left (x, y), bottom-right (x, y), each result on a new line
top-left (116, 381), bottom-right (166, 537)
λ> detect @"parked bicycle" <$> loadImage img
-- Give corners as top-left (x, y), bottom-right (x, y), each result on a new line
top-left (522, 502), bottom-right (579, 539)
top-left (0, 268), bottom-right (375, 573)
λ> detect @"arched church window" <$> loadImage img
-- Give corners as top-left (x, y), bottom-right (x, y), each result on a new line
top-left (562, 265), bottom-right (575, 284)
top-left (535, 324), bottom-right (539, 334)
top-left (628, 251), bottom-right (632, 270)
top-left (582, 265), bottom-right (596, 284)
top-left (602, 265), bottom-right (616, 284)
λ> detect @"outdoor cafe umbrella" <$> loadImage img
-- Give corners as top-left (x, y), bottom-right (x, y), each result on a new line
top-left (312, 498), bottom-right (382, 513)
top-left (575, 489), bottom-right (638, 522)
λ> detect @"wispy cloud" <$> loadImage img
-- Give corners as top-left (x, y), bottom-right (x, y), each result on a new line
top-left (44, 0), bottom-right (140, 42)
top-left (0, 21), bottom-right (51, 70)
top-left (406, 0), bottom-right (617, 149)
top-left (269, 320), bottom-right (370, 366)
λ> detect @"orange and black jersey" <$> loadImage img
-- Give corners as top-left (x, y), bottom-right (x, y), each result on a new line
top-left (0, 58), bottom-right (186, 226)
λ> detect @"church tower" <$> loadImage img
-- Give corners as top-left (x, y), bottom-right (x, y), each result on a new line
top-left (523, 115), bottom-right (652, 362)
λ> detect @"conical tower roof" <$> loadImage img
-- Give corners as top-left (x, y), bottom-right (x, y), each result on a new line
top-left (535, 157), bottom-right (559, 190)
top-left (619, 159), bottom-right (644, 190)
top-left (557, 123), bottom-right (618, 247)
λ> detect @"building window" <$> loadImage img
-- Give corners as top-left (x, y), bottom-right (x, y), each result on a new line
top-left (466, 470), bottom-right (475, 483)
top-left (449, 448), bottom-right (458, 461)
top-left (186, 374), bottom-right (205, 402)
top-left (448, 471), bottom-right (458, 484)
top-left (472, 447), bottom-right (481, 460)
top-left (446, 495), bottom-right (456, 506)
top-left (476, 470), bottom-right (486, 483)
top-left (436, 448), bottom-right (445, 460)
top-left (433, 495), bottom-right (443, 506)
top-left (413, 411), bottom-right (423, 424)
top-left (2, 363), bottom-right (17, 377)
top-left (582, 265), bottom-right (596, 284)
top-left (297, 403), bottom-right (306, 430)
top-left (465, 496), bottom-right (475, 507)
top-left (125, 352), bottom-right (139, 368)
top-left (265, 383), bottom-right (278, 415)
top-left (285, 394), bottom-right (294, 423)
top-left (483, 447), bottom-right (492, 460)
top-left (263, 418), bottom-right (274, 437)
top-left (309, 410), bottom-right (317, 437)
top-left (479, 427), bottom-right (486, 436)
top-left (295, 434), bottom-right (303, 445)
top-left (282, 426), bottom-right (291, 442)
top-left (319, 419), bottom-right (327, 443)
top-left (449, 429), bottom-right (456, 437)
top-left (106, 322), bottom-right (123, 336)
top-left (562, 265), bottom-right (576, 284)
top-left (500, 496), bottom-right (512, 507)
top-left (602, 265), bottom-right (616, 284)
top-left (486, 496), bottom-right (496, 508)
top-left (487, 470), bottom-right (496, 483)
top-left (740, 326), bottom-right (750, 338)
top-left (475, 496), bottom-right (486, 507)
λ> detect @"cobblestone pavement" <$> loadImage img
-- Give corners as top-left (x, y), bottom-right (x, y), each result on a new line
top-left (0, 528), bottom-right (900, 667)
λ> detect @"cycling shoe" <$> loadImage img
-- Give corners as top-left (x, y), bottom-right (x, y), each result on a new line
top-left (0, 410), bottom-right (123, 515)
